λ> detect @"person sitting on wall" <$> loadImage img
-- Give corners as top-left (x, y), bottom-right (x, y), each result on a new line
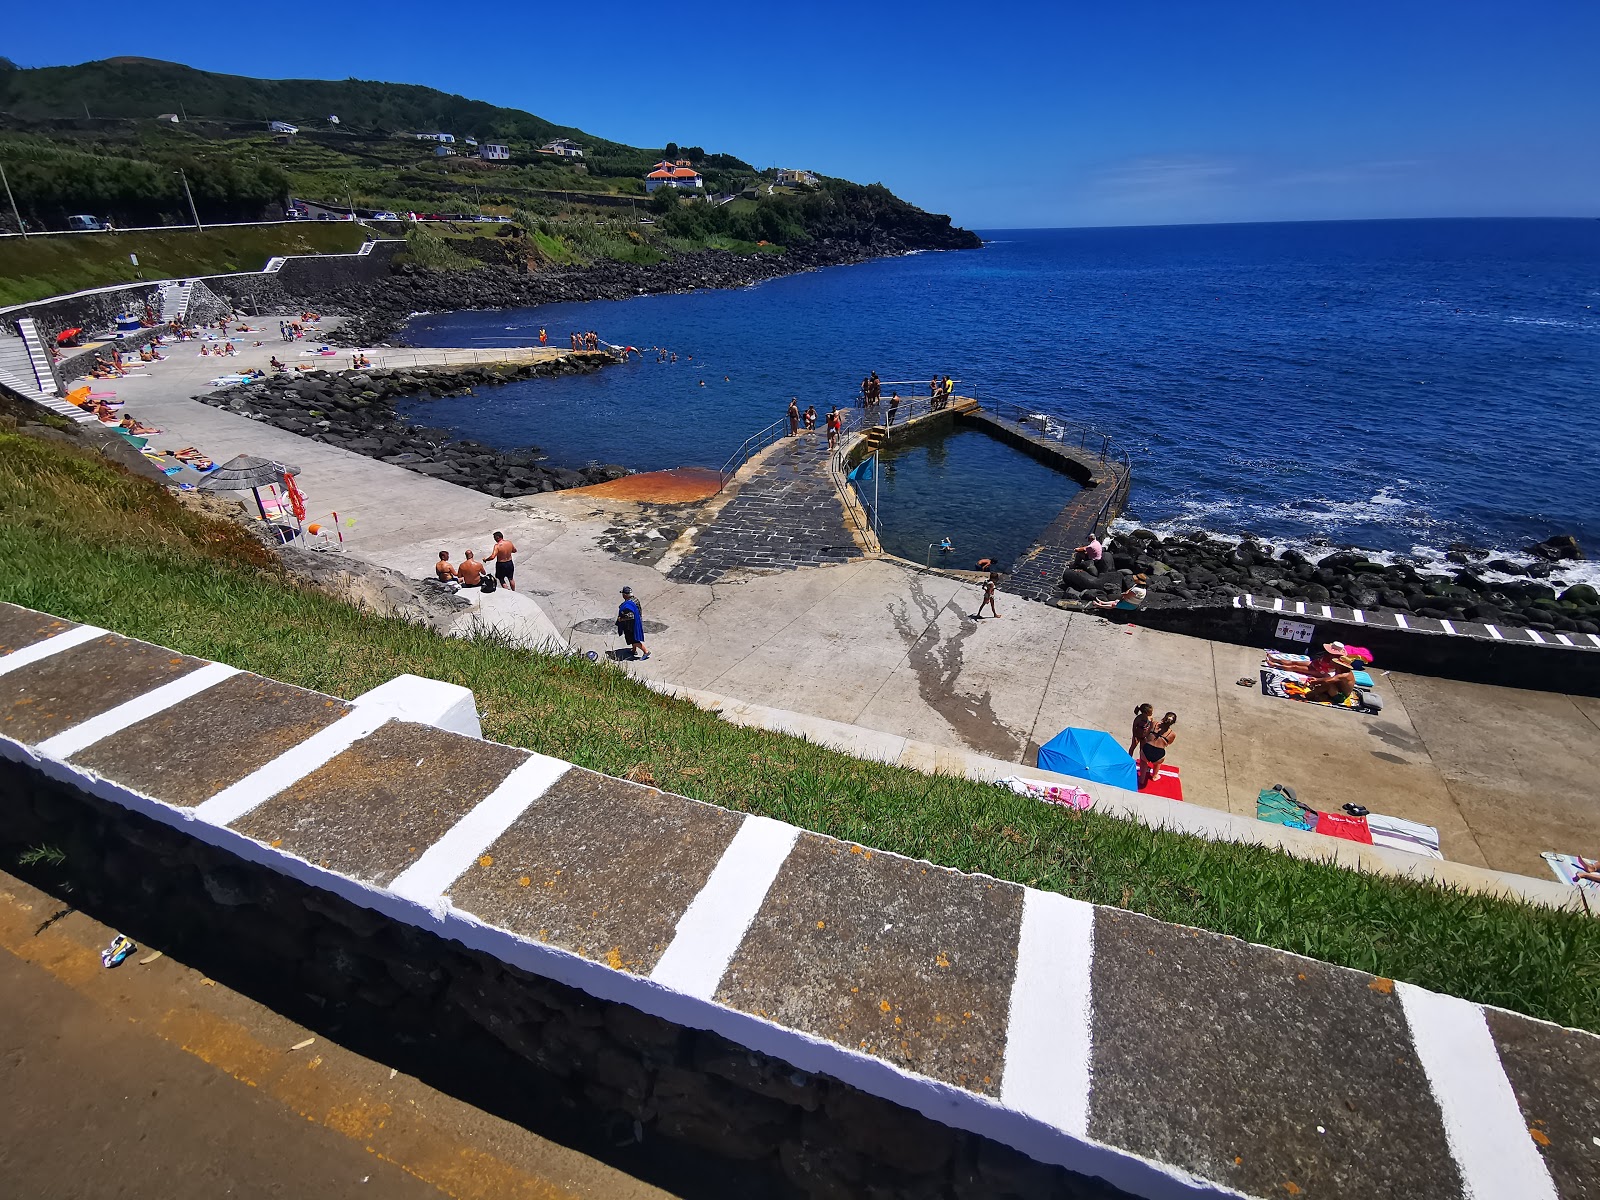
top-left (1093, 573), bottom-right (1148, 610)
top-left (1072, 535), bottom-right (1104, 572)
top-left (434, 551), bottom-right (458, 585)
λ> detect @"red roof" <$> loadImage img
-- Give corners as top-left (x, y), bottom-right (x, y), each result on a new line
top-left (672, 167), bottom-right (700, 178)
top-left (647, 169), bottom-right (674, 179)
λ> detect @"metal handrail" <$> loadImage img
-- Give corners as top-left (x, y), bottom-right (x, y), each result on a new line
top-left (715, 413), bottom-right (792, 490)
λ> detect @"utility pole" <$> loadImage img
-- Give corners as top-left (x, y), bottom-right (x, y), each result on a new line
top-left (175, 168), bottom-right (202, 231)
top-left (0, 162), bottom-right (26, 238)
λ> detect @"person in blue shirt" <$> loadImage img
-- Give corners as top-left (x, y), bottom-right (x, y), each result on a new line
top-left (617, 587), bottom-right (649, 661)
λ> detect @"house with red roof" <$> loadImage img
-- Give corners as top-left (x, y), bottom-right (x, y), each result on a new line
top-left (644, 159), bottom-right (704, 193)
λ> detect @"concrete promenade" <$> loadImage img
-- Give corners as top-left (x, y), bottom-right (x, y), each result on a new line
top-left (59, 323), bottom-right (1600, 883)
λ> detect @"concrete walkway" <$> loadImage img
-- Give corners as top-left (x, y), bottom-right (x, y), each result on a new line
top-left (61, 321), bottom-right (1600, 882)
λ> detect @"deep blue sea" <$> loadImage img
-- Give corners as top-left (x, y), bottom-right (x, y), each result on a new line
top-left (401, 219), bottom-right (1600, 574)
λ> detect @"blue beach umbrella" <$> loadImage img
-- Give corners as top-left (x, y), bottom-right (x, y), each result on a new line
top-left (1036, 727), bottom-right (1138, 790)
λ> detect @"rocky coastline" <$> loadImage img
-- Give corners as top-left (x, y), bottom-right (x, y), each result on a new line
top-left (299, 237), bottom-right (945, 346)
top-left (1065, 530), bottom-right (1598, 634)
top-left (193, 359), bottom-right (631, 499)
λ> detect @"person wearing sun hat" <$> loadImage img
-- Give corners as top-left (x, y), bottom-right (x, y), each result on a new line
top-left (616, 586), bottom-right (649, 661)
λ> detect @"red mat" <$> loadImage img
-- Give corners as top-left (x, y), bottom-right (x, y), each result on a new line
top-left (1139, 763), bottom-right (1184, 801)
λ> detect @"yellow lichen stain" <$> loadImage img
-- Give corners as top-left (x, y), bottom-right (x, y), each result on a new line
top-left (850, 986), bottom-right (859, 993)
top-left (893, 1016), bottom-right (902, 1027)
top-left (1368, 977), bottom-right (1394, 995)
top-left (935, 952), bottom-right (951, 969)
top-left (1297, 973), bottom-right (1306, 981)
top-left (879, 999), bottom-right (892, 1013)
top-left (1530, 1127), bottom-right (1551, 1146)
top-left (270, 838), bottom-right (282, 848)
top-left (605, 947), bottom-right (624, 970)
top-left (816, 920), bottom-right (826, 929)
top-left (517, 876), bottom-right (531, 888)
top-left (863, 851), bottom-right (872, 860)
top-left (849, 845), bottom-right (862, 855)
top-left (1234, 1157), bottom-right (1243, 1166)
top-left (478, 854), bottom-right (493, 868)
top-left (1283, 1183), bottom-right (1301, 1196)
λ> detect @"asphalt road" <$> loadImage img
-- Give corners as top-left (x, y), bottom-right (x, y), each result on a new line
top-left (0, 870), bottom-right (672, 1200)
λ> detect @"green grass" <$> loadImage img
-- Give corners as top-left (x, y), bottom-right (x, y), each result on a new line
top-left (3, 426), bottom-right (1599, 1032)
top-left (0, 223), bottom-right (370, 306)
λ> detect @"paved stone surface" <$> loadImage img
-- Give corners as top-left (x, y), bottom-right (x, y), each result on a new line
top-left (233, 721), bottom-right (529, 884)
top-left (449, 770), bottom-right (745, 976)
top-left (1087, 907), bottom-right (1463, 1198)
top-left (1487, 1008), bottom-right (1600, 1199)
top-left (0, 603), bottom-right (78, 656)
top-left (716, 833), bottom-right (1023, 1095)
top-left (68, 673), bottom-right (352, 807)
top-left (0, 634), bottom-right (206, 745)
top-left (668, 432), bottom-right (861, 584)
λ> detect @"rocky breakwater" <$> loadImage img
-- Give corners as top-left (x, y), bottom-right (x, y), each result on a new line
top-left (1061, 530), bottom-right (1600, 634)
top-left (193, 360), bottom-right (630, 499)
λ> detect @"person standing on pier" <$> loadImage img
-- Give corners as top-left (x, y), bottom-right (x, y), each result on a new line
top-left (805, 404), bottom-right (817, 431)
top-left (788, 398), bottom-right (801, 436)
top-left (978, 571), bottom-right (1002, 619)
top-left (485, 531), bottom-right (517, 591)
top-left (888, 391), bottom-right (901, 426)
top-left (617, 587), bottom-right (649, 661)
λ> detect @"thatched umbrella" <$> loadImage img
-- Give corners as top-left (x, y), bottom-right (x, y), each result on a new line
top-left (198, 455), bottom-right (301, 520)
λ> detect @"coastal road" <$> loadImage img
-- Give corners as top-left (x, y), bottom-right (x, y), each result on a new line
top-left (0, 869), bottom-right (673, 1200)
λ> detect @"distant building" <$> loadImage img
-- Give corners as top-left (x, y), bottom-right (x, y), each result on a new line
top-left (644, 159), bottom-right (703, 193)
top-left (775, 168), bottom-right (819, 187)
top-left (414, 132), bottom-right (455, 143)
top-left (479, 143), bottom-right (511, 162)
top-left (268, 120), bottom-right (299, 134)
top-left (434, 144), bottom-right (454, 157)
top-left (156, 113), bottom-right (179, 123)
top-left (328, 115), bottom-right (341, 125)
top-left (464, 137), bottom-right (479, 147)
top-left (538, 138), bottom-right (585, 159)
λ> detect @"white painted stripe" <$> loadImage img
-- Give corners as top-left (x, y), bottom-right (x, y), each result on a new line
top-left (1001, 889), bottom-right (1095, 1138)
top-left (650, 815), bottom-right (800, 999)
top-left (1272, 597), bottom-right (1284, 611)
top-left (1351, 609), bottom-right (1365, 624)
top-left (1294, 601), bottom-right (1306, 615)
top-left (1589, 633), bottom-right (1600, 649)
top-left (1440, 619), bottom-right (1457, 635)
top-left (36, 662), bottom-right (239, 760)
top-left (192, 706), bottom-right (393, 824)
top-left (1526, 629), bottom-right (1546, 645)
top-left (1555, 633), bottom-right (1574, 647)
top-left (1397, 982), bottom-right (1557, 1200)
top-left (1321, 605), bottom-right (1332, 618)
top-left (387, 754), bottom-right (570, 903)
top-left (0, 624), bottom-right (106, 677)
top-left (1486, 624), bottom-right (1504, 640)
top-left (1393, 612), bottom-right (1410, 629)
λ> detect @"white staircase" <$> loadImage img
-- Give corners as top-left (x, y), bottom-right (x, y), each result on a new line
top-left (159, 281), bottom-right (194, 321)
top-left (0, 319), bottom-right (95, 423)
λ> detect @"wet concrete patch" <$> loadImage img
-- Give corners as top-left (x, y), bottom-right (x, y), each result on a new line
top-left (0, 635), bottom-right (207, 746)
top-left (233, 722), bottom-right (528, 884)
top-left (447, 769), bottom-right (742, 976)
top-left (1087, 908), bottom-right (1461, 1198)
top-left (69, 674), bottom-right (353, 808)
top-left (1487, 1007), bottom-right (1600, 1198)
top-left (716, 834), bottom-right (1022, 1095)
top-left (0, 604), bottom-right (78, 657)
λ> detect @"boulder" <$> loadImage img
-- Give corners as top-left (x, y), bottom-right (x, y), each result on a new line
top-left (1560, 584), bottom-right (1599, 606)
top-left (1528, 534), bottom-right (1583, 561)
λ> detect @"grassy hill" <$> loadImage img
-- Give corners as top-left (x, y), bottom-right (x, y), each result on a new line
top-left (0, 58), bottom-right (977, 264)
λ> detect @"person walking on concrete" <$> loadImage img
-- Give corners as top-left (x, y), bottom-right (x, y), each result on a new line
top-left (617, 587), bottom-right (649, 660)
top-left (977, 571), bottom-right (1001, 619)
top-left (788, 398), bottom-right (801, 436)
top-left (485, 531), bottom-right (517, 591)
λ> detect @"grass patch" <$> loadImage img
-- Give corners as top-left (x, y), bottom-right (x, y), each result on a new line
top-left (3, 427), bottom-right (1598, 1032)
top-left (0, 223), bottom-right (369, 306)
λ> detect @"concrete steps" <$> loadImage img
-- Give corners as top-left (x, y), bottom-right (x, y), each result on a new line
top-left (159, 281), bottom-right (194, 322)
top-left (0, 320), bottom-right (95, 423)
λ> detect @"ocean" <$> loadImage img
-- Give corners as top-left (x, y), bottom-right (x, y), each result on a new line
top-left (400, 218), bottom-right (1600, 575)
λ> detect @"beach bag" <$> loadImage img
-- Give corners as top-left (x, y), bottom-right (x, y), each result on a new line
top-left (479, 574), bottom-right (497, 593)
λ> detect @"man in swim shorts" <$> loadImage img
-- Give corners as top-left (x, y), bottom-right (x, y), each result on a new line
top-left (434, 551), bottom-right (457, 584)
top-left (457, 551), bottom-right (485, 587)
top-left (485, 531), bottom-right (517, 591)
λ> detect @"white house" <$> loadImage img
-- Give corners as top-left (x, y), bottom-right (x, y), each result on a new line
top-left (268, 120), bottom-right (299, 134)
top-left (644, 159), bottom-right (704, 193)
top-left (775, 168), bottom-right (819, 187)
top-left (464, 137), bottom-right (479, 147)
top-left (414, 132), bottom-right (455, 143)
top-left (479, 143), bottom-right (511, 162)
top-left (538, 138), bottom-right (585, 159)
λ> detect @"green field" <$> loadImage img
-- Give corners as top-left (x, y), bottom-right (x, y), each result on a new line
top-left (0, 223), bottom-right (368, 306)
top-left (2, 415), bottom-right (1597, 1034)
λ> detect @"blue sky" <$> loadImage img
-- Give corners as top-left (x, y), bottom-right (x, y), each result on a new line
top-left (6, 1), bottom-right (1598, 228)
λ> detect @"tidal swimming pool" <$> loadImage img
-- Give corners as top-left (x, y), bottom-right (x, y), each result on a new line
top-left (854, 426), bottom-right (1082, 571)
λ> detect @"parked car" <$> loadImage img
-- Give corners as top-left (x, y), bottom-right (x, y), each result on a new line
top-left (66, 214), bottom-right (108, 231)
top-left (371, 211), bottom-right (400, 221)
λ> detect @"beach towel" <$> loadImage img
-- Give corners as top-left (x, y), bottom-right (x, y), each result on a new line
top-left (1314, 811), bottom-right (1374, 844)
top-left (1257, 787), bottom-right (1317, 831)
top-left (996, 775), bottom-right (1094, 812)
top-left (1139, 763), bottom-right (1184, 801)
top-left (1542, 853), bottom-right (1600, 891)
top-left (1366, 813), bottom-right (1443, 859)
top-left (1261, 652), bottom-right (1375, 688)
top-left (1259, 667), bottom-right (1372, 712)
